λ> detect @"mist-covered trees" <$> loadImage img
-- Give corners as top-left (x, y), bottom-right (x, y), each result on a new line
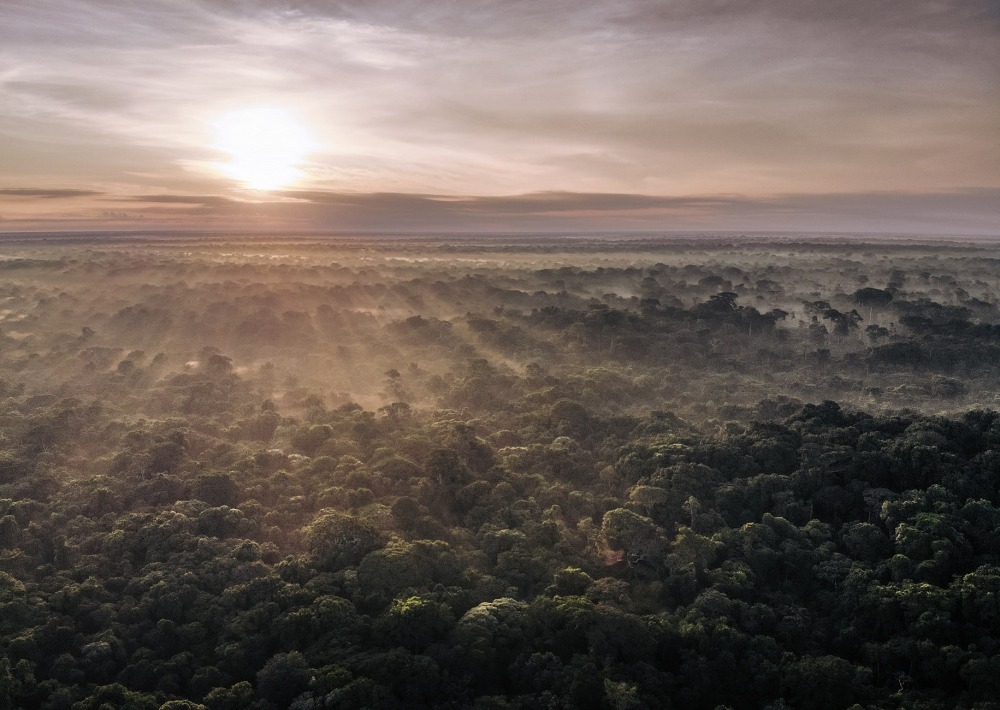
top-left (0, 235), bottom-right (999, 708)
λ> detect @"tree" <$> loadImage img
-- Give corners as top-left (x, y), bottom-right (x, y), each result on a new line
top-left (667, 526), bottom-right (719, 586)
top-left (192, 472), bottom-right (240, 507)
top-left (452, 598), bottom-right (530, 685)
top-left (203, 681), bottom-right (254, 710)
top-left (256, 652), bottom-right (312, 706)
top-left (682, 496), bottom-right (702, 528)
top-left (206, 353), bottom-right (234, 375)
top-left (600, 508), bottom-right (667, 575)
top-left (0, 658), bottom-right (13, 710)
top-left (357, 540), bottom-right (463, 605)
top-left (375, 595), bottom-right (454, 652)
top-left (304, 510), bottom-right (385, 571)
top-left (853, 287), bottom-right (894, 308)
top-left (783, 655), bottom-right (868, 710)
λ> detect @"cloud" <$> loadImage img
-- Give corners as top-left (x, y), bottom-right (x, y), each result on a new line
top-left (284, 186), bottom-right (999, 213)
top-left (0, 188), bottom-right (103, 199)
top-left (100, 210), bottom-right (144, 220)
top-left (1, 185), bottom-right (996, 234)
top-left (283, 190), bottom-right (748, 214)
top-left (81, 187), bottom-right (996, 235)
top-left (0, 0), bottom-right (996, 221)
top-left (127, 194), bottom-right (244, 207)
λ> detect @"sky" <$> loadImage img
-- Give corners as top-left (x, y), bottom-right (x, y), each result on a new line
top-left (1, 0), bottom-right (998, 234)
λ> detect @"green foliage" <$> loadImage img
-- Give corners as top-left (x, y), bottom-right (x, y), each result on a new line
top-left (1, 238), bottom-right (1000, 709)
top-left (356, 539), bottom-right (463, 606)
top-left (256, 651), bottom-right (312, 706)
top-left (374, 595), bottom-right (454, 651)
top-left (304, 510), bottom-right (385, 571)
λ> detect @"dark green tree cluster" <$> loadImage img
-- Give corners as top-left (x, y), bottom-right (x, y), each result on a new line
top-left (3, 385), bottom-right (1000, 708)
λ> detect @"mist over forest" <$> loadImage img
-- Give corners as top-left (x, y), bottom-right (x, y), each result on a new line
top-left (2, 233), bottom-right (1000, 709)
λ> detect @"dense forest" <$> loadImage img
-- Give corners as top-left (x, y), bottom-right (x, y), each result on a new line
top-left (1, 233), bottom-right (1000, 709)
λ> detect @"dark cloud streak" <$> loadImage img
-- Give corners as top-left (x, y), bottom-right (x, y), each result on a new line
top-left (0, 188), bottom-right (104, 199)
top-left (108, 188), bottom-right (998, 235)
top-left (127, 194), bottom-right (245, 207)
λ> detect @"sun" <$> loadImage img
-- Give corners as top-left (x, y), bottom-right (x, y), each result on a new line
top-left (213, 107), bottom-right (315, 190)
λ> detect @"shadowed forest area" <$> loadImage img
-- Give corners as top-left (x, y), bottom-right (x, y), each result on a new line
top-left (1, 233), bottom-right (1000, 709)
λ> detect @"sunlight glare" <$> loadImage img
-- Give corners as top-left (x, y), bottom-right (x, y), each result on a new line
top-left (213, 107), bottom-right (315, 190)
